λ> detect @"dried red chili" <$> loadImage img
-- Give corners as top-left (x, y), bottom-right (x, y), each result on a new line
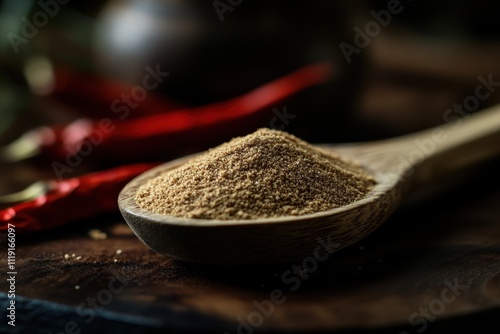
top-left (10, 63), bottom-right (333, 163)
top-left (0, 163), bottom-right (158, 234)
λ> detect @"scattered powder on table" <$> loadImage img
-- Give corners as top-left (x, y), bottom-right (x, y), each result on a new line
top-left (135, 128), bottom-right (376, 220)
top-left (88, 229), bottom-right (107, 240)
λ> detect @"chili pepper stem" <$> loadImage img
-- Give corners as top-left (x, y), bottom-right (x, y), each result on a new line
top-left (0, 181), bottom-right (52, 208)
top-left (1, 132), bottom-right (41, 162)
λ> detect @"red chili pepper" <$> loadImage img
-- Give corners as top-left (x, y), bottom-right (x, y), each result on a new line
top-left (11, 63), bottom-right (333, 163)
top-left (0, 163), bottom-right (159, 234)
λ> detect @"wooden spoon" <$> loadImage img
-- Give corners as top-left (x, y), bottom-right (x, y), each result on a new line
top-left (119, 104), bottom-right (500, 265)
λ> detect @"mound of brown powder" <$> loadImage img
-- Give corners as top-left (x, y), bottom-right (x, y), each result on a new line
top-left (135, 128), bottom-right (376, 220)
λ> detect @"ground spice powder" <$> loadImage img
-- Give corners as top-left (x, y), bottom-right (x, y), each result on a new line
top-left (135, 128), bottom-right (376, 220)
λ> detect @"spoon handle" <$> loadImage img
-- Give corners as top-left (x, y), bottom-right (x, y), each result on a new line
top-left (377, 103), bottom-right (500, 188)
top-left (328, 103), bottom-right (500, 193)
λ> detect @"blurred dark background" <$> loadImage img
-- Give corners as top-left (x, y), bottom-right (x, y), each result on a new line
top-left (2, 0), bottom-right (500, 147)
top-left (1, 0), bottom-right (500, 195)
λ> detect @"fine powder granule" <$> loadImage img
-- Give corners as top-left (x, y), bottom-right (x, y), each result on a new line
top-left (135, 128), bottom-right (376, 220)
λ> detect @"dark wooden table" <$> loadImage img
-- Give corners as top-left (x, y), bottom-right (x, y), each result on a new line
top-left (1, 157), bottom-right (500, 334)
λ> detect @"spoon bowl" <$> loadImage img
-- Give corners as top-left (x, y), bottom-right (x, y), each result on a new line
top-left (119, 104), bottom-right (500, 264)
